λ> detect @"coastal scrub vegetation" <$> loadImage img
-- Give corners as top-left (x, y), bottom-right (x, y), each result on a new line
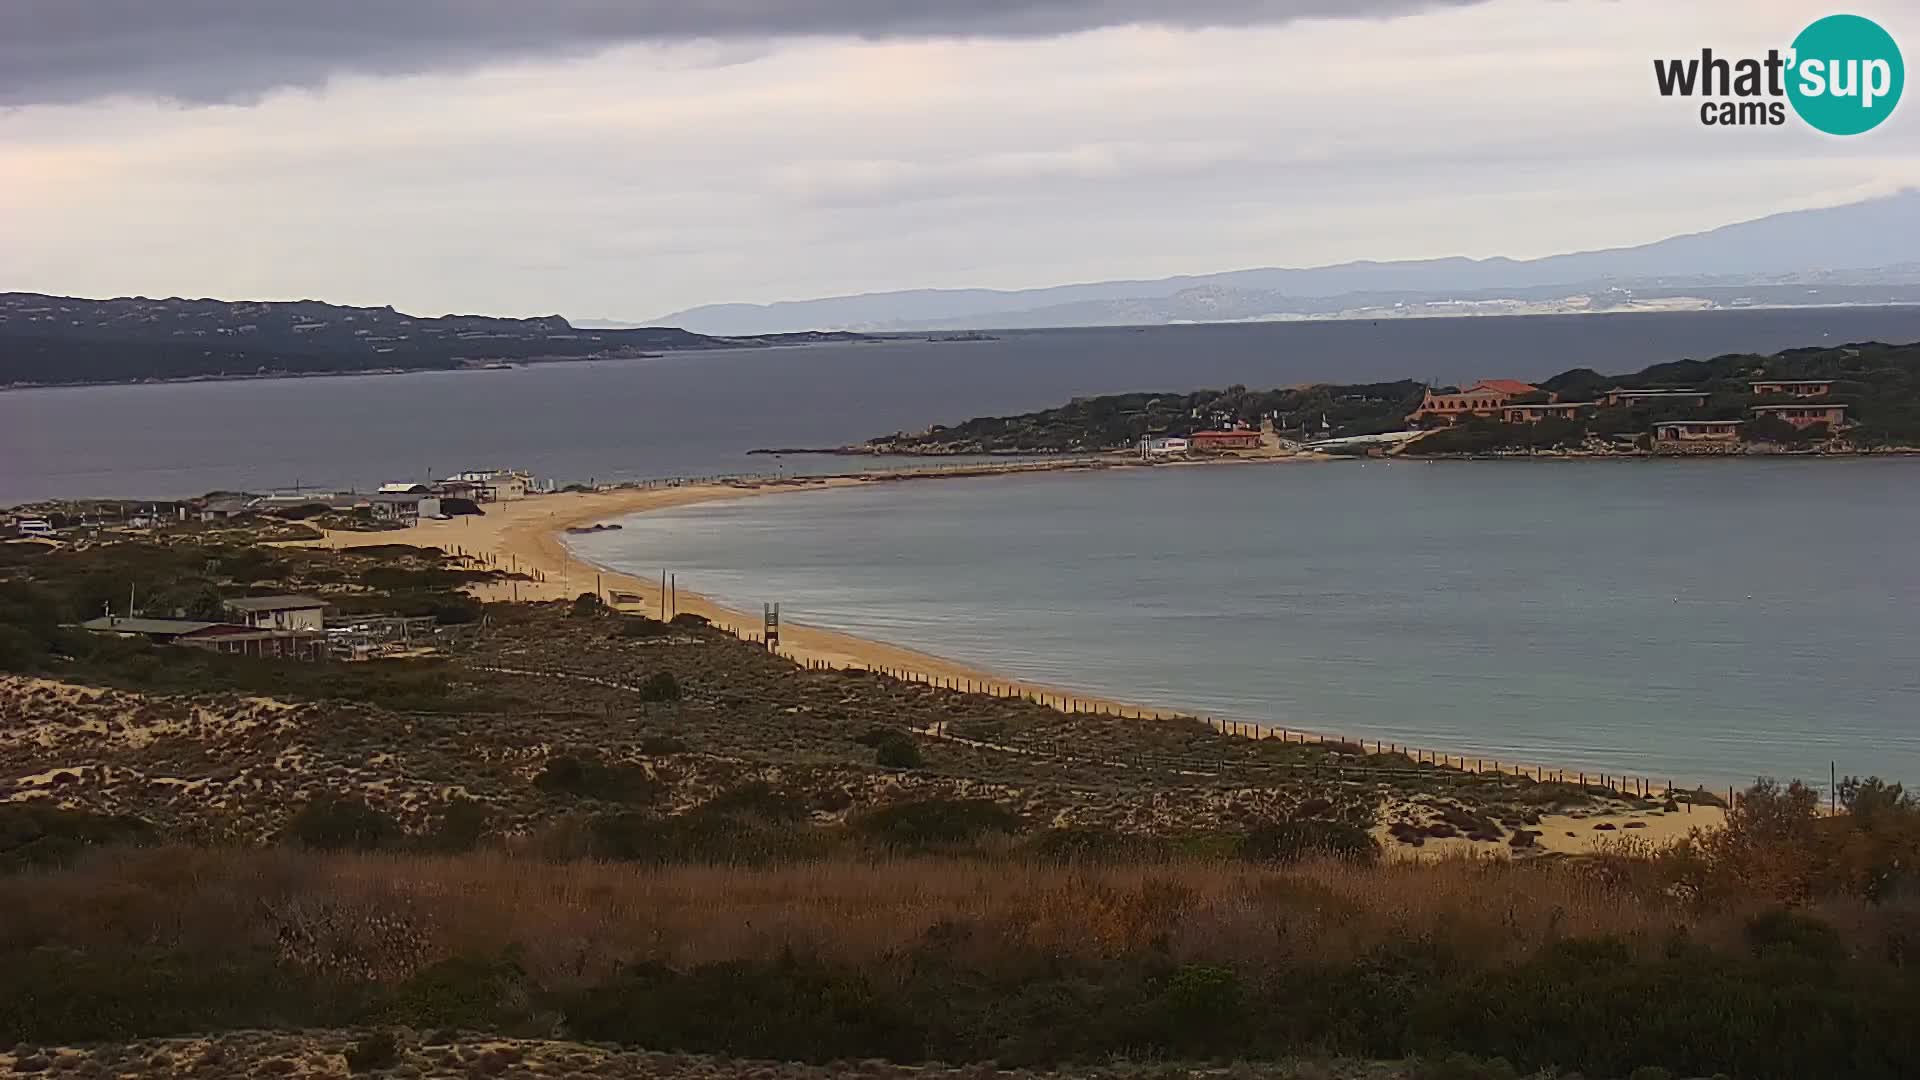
top-left (2, 826), bottom-right (1918, 1077)
top-left (858, 339), bottom-right (1920, 453)
top-left (5, 535), bottom-right (1668, 851)
top-left (1408, 339), bottom-right (1920, 453)
top-left (0, 292), bottom-right (869, 388)
top-left (864, 380), bottom-right (1427, 451)
top-left (4, 533), bottom-right (1919, 1077)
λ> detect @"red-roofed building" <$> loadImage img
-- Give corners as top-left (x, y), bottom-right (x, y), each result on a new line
top-left (1750, 403), bottom-right (1849, 430)
top-left (1502, 401), bottom-right (1595, 424)
top-left (1474, 379), bottom-right (1541, 397)
top-left (1751, 380), bottom-right (1834, 397)
top-left (1407, 379), bottom-right (1540, 425)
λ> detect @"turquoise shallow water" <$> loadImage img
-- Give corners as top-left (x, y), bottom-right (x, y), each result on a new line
top-left (570, 458), bottom-right (1920, 791)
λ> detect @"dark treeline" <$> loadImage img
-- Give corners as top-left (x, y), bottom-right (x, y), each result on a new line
top-left (0, 292), bottom-right (870, 386)
top-left (872, 339), bottom-right (1920, 452)
top-left (871, 380), bottom-right (1429, 451)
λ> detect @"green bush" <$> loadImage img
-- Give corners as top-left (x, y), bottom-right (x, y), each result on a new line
top-left (614, 615), bottom-right (672, 639)
top-left (852, 799), bottom-right (1021, 851)
top-left (1139, 964), bottom-right (1245, 1050)
top-left (0, 624), bottom-right (43, 672)
top-left (0, 805), bottom-right (155, 872)
top-left (1024, 826), bottom-right (1170, 863)
top-left (1745, 909), bottom-right (1843, 967)
top-left (579, 808), bottom-right (832, 865)
top-left (0, 946), bottom-right (332, 1046)
top-left (874, 734), bottom-right (925, 769)
top-left (534, 754), bottom-right (663, 804)
top-left (1402, 932), bottom-right (1920, 1079)
top-left (365, 954), bottom-right (533, 1031)
top-left (420, 796), bottom-right (492, 853)
top-left (1237, 820), bottom-right (1381, 865)
top-left (700, 781), bottom-right (809, 823)
top-left (563, 953), bottom-right (924, 1063)
top-left (344, 1030), bottom-right (400, 1073)
top-left (282, 796), bottom-right (402, 852)
top-left (635, 671), bottom-right (681, 702)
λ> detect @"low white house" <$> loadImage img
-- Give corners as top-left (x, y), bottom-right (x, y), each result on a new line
top-left (222, 595), bottom-right (328, 631)
top-left (1139, 436), bottom-right (1190, 456)
top-left (441, 469), bottom-right (531, 501)
top-left (367, 493), bottom-right (441, 523)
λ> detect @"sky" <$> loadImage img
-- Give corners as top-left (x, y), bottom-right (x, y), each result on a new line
top-left (2, 0), bottom-right (1917, 321)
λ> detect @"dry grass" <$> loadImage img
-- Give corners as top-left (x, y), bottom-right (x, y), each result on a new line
top-left (2, 846), bottom-right (1717, 992)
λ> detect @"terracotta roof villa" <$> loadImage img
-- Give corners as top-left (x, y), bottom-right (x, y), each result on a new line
top-left (1750, 403), bottom-right (1849, 429)
top-left (1473, 379), bottom-right (1543, 397)
top-left (1751, 379), bottom-right (1834, 397)
top-left (1407, 379), bottom-right (1540, 424)
top-left (1600, 387), bottom-right (1711, 408)
top-left (1502, 401), bottom-right (1595, 424)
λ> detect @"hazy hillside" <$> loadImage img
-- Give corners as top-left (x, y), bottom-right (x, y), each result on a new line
top-left (653, 191), bottom-right (1920, 333)
top-left (0, 293), bottom-right (872, 386)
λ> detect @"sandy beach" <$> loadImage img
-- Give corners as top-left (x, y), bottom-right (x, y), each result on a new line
top-left (320, 463), bottom-right (1171, 718)
top-left (314, 461), bottom-right (1726, 856)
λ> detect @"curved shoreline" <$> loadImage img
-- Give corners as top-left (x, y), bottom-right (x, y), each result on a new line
top-left (321, 461), bottom-right (1197, 719)
top-left (318, 458), bottom-right (1733, 802)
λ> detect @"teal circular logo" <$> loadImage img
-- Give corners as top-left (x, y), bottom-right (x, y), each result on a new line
top-left (1788, 14), bottom-right (1904, 135)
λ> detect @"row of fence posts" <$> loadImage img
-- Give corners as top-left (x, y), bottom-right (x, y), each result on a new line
top-left (528, 526), bottom-right (1726, 808)
top-left (441, 547), bottom-right (1727, 809)
top-left (701, 619), bottom-right (1711, 804)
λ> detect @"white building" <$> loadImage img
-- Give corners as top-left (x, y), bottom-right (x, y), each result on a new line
top-left (366, 493), bottom-right (442, 523)
top-left (441, 469), bottom-right (531, 501)
top-left (222, 595), bottom-right (329, 631)
top-left (1139, 436), bottom-right (1190, 456)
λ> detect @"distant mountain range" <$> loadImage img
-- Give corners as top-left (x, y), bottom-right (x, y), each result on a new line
top-left (651, 190), bottom-right (1920, 334)
top-left (0, 293), bottom-right (873, 387)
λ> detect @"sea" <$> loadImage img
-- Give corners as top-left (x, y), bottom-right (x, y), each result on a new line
top-left (8, 306), bottom-right (1920, 505)
top-left (572, 459), bottom-right (1920, 791)
top-left (8, 307), bottom-right (1920, 788)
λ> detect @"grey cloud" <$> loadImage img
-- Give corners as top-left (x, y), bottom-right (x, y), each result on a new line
top-left (1, 0), bottom-right (1487, 106)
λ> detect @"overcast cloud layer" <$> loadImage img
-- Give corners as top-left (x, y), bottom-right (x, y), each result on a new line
top-left (2, 0), bottom-right (1916, 319)
top-left (1, 0), bottom-right (1485, 106)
